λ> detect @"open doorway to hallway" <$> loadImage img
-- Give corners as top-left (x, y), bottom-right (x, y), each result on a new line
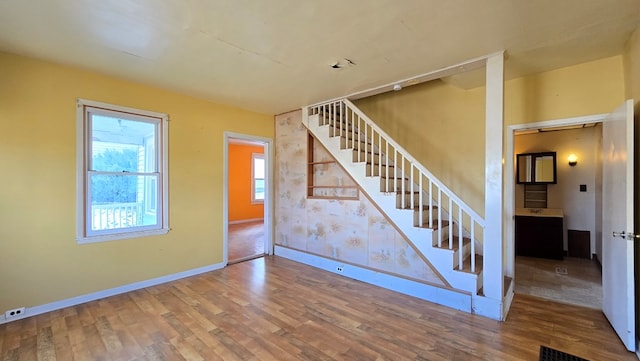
top-left (510, 118), bottom-right (604, 310)
top-left (515, 256), bottom-right (602, 309)
top-left (225, 133), bottom-right (272, 264)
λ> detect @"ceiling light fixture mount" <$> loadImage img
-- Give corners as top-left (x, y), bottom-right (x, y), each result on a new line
top-left (329, 58), bottom-right (356, 69)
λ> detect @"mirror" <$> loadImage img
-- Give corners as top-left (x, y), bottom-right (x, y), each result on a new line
top-left (517, 152), bottom-right (557, 184)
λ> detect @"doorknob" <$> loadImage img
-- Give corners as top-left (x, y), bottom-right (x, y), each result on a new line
top-left (612, 231), bottom-right (640, 240)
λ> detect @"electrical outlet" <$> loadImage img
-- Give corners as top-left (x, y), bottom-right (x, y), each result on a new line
top-left (5, 307), bottom-right (25, 319)
top-left (336, 266), bottom-right (344, 272)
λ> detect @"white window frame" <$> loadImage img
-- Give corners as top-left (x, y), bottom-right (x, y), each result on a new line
top-left (251, 153), bottom-right (265, 204)
top-left (76, 99), bottom-right (169, 243)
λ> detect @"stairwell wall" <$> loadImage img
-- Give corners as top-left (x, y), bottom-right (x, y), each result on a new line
top-left (354, 56), bottom-right (625, 228)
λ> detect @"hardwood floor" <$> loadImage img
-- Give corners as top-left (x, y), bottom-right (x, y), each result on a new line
top-left (515, 256), bottom-right (602, 309)
top-left (228, 221), bottom-right (265, 263)
top-left (0, 256), bottom-right (634, 361)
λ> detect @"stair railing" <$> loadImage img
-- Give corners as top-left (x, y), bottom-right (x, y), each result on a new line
top-left (307, 98), bottom-right (484, 272)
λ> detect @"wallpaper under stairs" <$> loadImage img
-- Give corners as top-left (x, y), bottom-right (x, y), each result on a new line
top-left (275, 110), bottom-right (444, 286)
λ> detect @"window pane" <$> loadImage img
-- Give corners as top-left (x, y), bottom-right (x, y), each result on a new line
top-left (255, 179), bottom-right (265, 200)
top-left (254, 157), bottom-right (264, 179)
top-left (91, 114), bottom-right (156, 172)
top-left (89, 174), bottom-right (159, 231)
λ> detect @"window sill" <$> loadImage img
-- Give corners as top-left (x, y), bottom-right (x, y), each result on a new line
top-left (77, 227), bottom-right (170, 244)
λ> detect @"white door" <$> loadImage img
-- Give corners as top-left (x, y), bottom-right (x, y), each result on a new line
top-left (602, 99), bottom-right (635, 352)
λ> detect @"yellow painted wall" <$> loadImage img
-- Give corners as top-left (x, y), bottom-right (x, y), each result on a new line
top-left (228, 144), bottom-right (265, 221)
top-left (355, 80), bottom-right (486, 215)
top-left (505, 56), bottom-right (625, 125)
top-left (623, 25), bottom-right (640, 109)
top-left (0, 52), bottom-right (273, 313)
top-left (355, 56), bottom-right (625, 216)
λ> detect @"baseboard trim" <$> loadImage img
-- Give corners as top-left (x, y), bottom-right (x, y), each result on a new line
top-left (0, 262), bottom-right (225, 325)
top-left (592, 253), bottom-right (602, 271)
top-left (228, 218), bottom-right (264, 225)
top-left (500, 281), bottom-right (515, 321)
top-left (274, 245), bottom-right (471, 312)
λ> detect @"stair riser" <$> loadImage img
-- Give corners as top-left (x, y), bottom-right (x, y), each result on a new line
top-left (395, 193), bottom-right (421, 209)
top-left (341, 139), bottom-right (375, 152)
top-left (438, 240), bottom-right (472, 268)
top-left (364, 158), bottom-right (390, 167)
top-left (329, 126), bottom-right (357, 138)
top-left (379, 178), bottom-right (411, 193)
top-left (432, 226), bottom-right (451, 246)
top-left (366, 164), bottom-right (400, 178)
top-left (413, 209), bottom-right (439, 226)
top-left (352, 149), bottom-right (387, 164)
top-left (340, 135), bottom-right (372, 149)
top-left (452, 245), bottom-right (472, 269)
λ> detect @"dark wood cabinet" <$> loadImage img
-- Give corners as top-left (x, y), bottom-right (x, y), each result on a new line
top-left (515, 214), bottom-right (564, 260)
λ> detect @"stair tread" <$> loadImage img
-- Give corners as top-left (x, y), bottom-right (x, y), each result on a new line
top-left (354, 149), bottom-right (382, 155)
top-left (418, 220), bottom-right (451, 230)
top-left (379, 175), bottom-right (409, 180)
top-left (345, 137), bottom-right (372, 144)
top-left (433, 235), bottom-right (471, 251)
top-left (409, 205), bottom-right (438, 210)
top-left (456, 254), bottom-right (483, 275)
top-left (367, 162), bottom-right (394, 167)
top-left (318, 108), bottom-right (343, 114)
top-left (329, 123), bottom-right (355, 128)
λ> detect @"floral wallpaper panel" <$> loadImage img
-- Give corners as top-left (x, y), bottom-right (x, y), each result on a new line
top-left (275, 110), bottom-right (445, 287)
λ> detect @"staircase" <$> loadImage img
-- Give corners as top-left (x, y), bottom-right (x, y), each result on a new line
top-left (303, 99), bottom-right (485, 296)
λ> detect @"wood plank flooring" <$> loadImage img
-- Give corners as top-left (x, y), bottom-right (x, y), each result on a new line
top-left (228, 221), bottom-right (265, 263)
top-left (0, 256), bottom-right (634, 360)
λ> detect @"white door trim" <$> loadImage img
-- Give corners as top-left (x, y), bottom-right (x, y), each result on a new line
top-left (223, 131), bottom-right (274, 266)
top-left (504, 113), bottom-right (607, 314)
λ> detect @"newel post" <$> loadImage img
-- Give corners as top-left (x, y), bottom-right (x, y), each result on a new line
top-left (483, 52), bottom-right (505, 316)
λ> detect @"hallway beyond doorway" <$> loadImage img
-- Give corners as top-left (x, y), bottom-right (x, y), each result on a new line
top-left (515, 256), bottom-right (602, 309)
top-left (228, 220), bottom-right (265, 264)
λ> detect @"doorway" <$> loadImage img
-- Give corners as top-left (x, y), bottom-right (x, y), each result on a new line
top-left (506, 113), bottom-right (606, 309)
top-left (223, 132), bottom-right (273, 265)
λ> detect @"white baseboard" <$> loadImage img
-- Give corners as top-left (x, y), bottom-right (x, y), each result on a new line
top-left (228, 218), bottom-right (264, 225)
top-left (0, 262), bottom-right (225, 325)
top-left (471, 293), bottom-right (504, 320)
top-left (500, 278), bottom-right (515, 321)
top-left (275, 245), bottom-right (471, 312)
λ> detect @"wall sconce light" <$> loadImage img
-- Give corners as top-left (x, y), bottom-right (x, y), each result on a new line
top-left (568, 154), bottom-right (578, 166)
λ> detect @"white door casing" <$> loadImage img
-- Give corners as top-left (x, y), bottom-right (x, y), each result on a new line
top-left (601, 99), bottom-right (635, 352)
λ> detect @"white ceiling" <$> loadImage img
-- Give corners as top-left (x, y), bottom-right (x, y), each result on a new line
top-left (1, 0), bottom-right (639, 115)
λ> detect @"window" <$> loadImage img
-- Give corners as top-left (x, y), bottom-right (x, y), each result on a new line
top-left (252, 153), bottom-right (265, 203)
top-left (76, 99), bottom-right (169, 243)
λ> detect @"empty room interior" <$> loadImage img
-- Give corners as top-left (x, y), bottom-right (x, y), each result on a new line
top-left (1, 1), bottom-right (640, 360)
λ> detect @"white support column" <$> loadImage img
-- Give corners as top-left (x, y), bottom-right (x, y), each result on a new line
top-left (483, 52), bottom-right (505, 313)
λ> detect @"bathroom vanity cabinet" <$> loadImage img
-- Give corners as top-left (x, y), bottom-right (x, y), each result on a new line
top-left (515, 208), bottom-right (564, 260)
